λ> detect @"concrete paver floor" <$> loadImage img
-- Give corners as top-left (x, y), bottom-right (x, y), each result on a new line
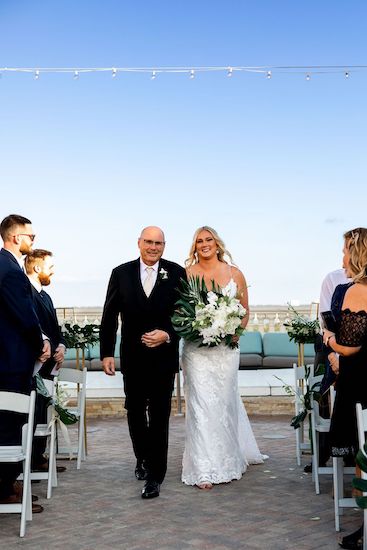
top-left (0, 415), bottom-right (361, 549)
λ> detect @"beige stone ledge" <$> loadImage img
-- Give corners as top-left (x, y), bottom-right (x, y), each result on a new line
top-left (84, 395), bottom-right (294, 418)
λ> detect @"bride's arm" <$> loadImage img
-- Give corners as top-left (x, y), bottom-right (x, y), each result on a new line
top-left (233, 268), bottom-right (250, 329)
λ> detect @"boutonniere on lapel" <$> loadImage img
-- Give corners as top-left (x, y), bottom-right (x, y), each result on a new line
top-left (159, 267), bottom-right (169, 280)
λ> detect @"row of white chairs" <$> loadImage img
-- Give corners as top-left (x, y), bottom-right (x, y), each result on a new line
top-left (0, 367), bottom-right (87, 537)
top-left (294, 364), bottom-right (367, 541)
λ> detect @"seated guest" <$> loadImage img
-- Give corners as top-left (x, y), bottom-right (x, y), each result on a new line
top-left (323, 228), bottom-right (367, 549)
top-left (25, 249), bottom-right (67, 473)
top-left (0, 214), bottom-right (50, 512)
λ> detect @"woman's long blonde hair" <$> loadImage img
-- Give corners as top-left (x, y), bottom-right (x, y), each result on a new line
top-left (185, 226), bottom-right (234, 268)
top-left (344, 227), bottom-right (367, 284)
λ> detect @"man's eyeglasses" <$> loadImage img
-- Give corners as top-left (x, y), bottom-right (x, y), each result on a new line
top-left (142, 239), bottom-right (165, 247)
top-left (14, 234), bottom-right (36, 242)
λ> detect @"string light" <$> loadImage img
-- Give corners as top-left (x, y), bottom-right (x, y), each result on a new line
top-left (0, 65), bottom-right (365, 81)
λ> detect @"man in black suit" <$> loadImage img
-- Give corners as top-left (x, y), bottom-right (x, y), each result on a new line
top-left (100, 226), bottom-right (185, 499)
top-left (25, 249), bottom-right (67, 471)
top-left (0, 214), bottom-right (50, 508)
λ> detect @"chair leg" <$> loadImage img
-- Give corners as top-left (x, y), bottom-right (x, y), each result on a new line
top-left (296, 428), bottom-right (301, 466)
top-left (20, 457), bottom-right (32, 537)
top-left (333, 457), bottom-right (343, 531)
top-left (310, 413), bottom-right (320, 494)
top-left (77, 419), bottom-right (84, 470)
top-left (47, 426), bottom-right (57, 498)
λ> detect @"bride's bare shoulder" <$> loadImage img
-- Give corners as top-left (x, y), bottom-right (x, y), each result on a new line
top-left (186, 265), bottom-right (201, 278)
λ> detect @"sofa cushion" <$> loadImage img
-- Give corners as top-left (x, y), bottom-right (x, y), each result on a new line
top-left (262, 355), bottom-right (314, 369)
top-left (239, 354), bottom-right (263, 368)
top-left (239, 332), bottom-right (263, 355)
top-left (88, 335), bottom-right (121, 360)
top-left (262, 333), bottom-right (314, 357)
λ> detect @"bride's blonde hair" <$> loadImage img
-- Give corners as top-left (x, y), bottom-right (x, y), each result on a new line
top-left (185, 226), bottom-right (234, 268)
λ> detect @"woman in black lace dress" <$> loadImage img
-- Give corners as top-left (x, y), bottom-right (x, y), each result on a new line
top-left (323, 227), bottom-right (367, 549)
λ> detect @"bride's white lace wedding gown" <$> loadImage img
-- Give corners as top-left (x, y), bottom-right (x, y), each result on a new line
top-left (181, 279), bottom-right (265, 486)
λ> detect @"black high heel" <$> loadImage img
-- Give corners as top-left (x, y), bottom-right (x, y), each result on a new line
top-left (339, 525), bottom-right (363, 549)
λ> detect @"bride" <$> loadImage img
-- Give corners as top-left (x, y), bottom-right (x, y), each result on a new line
top-left (181, 226), bottom-right (265, 490)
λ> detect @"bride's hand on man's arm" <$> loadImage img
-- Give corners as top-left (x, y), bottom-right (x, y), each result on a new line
top-left (141, 330), bottom-right (170, 348)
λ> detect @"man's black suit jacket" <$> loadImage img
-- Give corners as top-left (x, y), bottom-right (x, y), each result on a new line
top-left (30, 286), bottom-right (66, 378)
top-left (100, 258), bottom-right (186, 374)
top-left (0, 248), bottom-right (43, 391)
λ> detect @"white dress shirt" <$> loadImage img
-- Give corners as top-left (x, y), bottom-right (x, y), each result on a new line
top-left (319, 268), bottom-right (351, 314)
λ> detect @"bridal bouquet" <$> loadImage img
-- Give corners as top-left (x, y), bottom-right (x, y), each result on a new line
top-left (283, 304), bottom-right (320, 345)
top-left (172, 276), bottom-right (246, 349)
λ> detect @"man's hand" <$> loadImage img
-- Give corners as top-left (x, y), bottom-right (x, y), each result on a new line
top-left (39, 340), bottom-right (51, 363)
top-left (53, 344), bottom-right (66, 364)
top-left (141, 330), bottom-right (169, 348)
top-left (102, 357), bottom-right (115, 376)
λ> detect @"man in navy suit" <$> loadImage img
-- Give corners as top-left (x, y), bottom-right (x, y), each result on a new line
top-left (0, 214), bottom-right (50, 506)
top-left (100, 226), bottom-right (185, 499)
top-left (25, 249), bottom-right (66, 471)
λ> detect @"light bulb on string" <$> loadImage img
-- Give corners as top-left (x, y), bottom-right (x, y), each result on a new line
top-left (34, 70), bottom-right (40, 80)
top-left (345, 71), bottom-right (349, 79)
top-left (112, 68), bottom-right (117, 78)
top-left (227, 67), bottom-right (233, 77)
top-left (151, 70), bottom-right (156, 80)
top-left (306, 73), bottom-right (311, 81)
top-left (189, 69), bottom-right (195, 79)
top-left (73, 70), bottom-right (79, 80)
top-left (266, 71), bottom-right (272, 79)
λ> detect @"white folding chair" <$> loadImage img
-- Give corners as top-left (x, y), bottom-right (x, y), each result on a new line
top-left (330, 392), bottom-right (356, 530)
top-left (309, 374), bottom-right (334, 493)
top-left (0, 390), bottom-right (36, 537)
top-left (356, 403), bottom-right (367, 548)
top-left (57, 367), bottom-right (87, 469)
top-left (293, 363), bottom-right (313, 465)
top-left (19, 378), bottom-right (58, 498)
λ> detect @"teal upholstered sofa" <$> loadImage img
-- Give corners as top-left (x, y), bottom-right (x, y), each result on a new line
top-left (238, 332), bottom-right (314, 369)
top-left (62, 332), bottom-right (315, 371)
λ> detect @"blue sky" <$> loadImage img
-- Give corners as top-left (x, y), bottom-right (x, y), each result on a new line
top-left (1, 1), bottom-right (366, 306)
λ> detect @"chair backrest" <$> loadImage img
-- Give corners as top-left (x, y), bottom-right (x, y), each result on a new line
top-left (57, 367), bottom-right (87, 385)
top-left (293, 364), bottom-right (315, 392)
top-left (56, 367), bottom-right (87, 412)
top-left (0, 391), bottom-right (36, 453)
top-left (356, 403), bottom-right (367, 450)
top-left (0, 391), bottom-right (34, 414)
top-left (308, 374), bottom-right (324, 421)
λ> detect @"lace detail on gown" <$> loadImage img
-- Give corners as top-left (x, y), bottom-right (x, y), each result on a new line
top-left (181, 279), bottom-right (264, 486)
top-left (338, 309), bottom-right (367, 346)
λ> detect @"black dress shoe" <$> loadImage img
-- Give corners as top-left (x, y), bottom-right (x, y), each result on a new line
top-left (141, 480), bottom-right (160, 499)
top-left (135, 461), bottom-right (148, 481)
top-left (339, 525), bottom-right (363, 549)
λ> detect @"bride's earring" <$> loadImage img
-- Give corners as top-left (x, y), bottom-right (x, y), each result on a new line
top-left (216, 249), bottom-right (219, 255)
